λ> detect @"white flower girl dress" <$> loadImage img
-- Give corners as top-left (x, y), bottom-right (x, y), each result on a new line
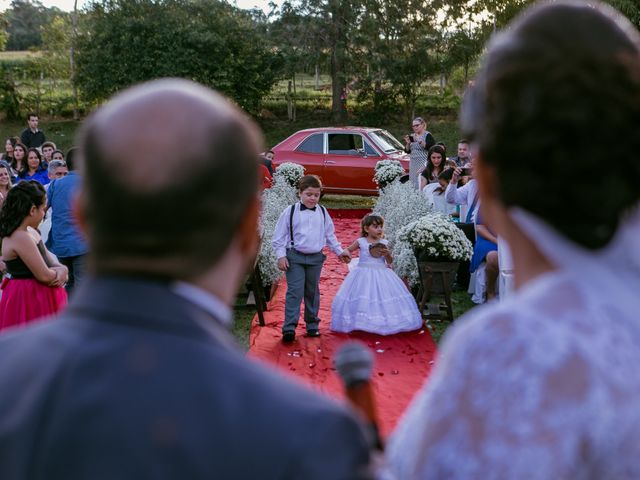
top-left (331, 238), bottom-right (423, 335)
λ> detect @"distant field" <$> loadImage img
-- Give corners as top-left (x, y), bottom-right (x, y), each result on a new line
top-left (0, 50), bottom-right (40, 60)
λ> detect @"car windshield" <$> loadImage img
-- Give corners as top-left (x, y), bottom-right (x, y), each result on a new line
top-left (370, 130), bottom-right (404, 153)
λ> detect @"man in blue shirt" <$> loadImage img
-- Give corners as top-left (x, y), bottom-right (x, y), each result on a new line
top-left (46, 148), bottom-right (88, 294)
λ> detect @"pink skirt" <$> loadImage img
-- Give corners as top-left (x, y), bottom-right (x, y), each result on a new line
top-left (0, 277), bottom-right (67, 331)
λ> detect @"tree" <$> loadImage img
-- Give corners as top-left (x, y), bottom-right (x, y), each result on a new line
top-left (5, 0), bottom-right (62, 51)
top-left (0, 13), bottom-right (8, 51)
top-left (75, 0), bottom-right (282, 113)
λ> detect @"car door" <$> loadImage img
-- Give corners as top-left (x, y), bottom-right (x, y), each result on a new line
top-left (289, 132), bottom-right (326, 179)
top-left (324, 132), bottom-right (381, 193)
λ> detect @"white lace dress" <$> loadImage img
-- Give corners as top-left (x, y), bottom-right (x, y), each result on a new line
top-left (385, 207), bottom-right (640, 479)
top-left (331, 238), bottom-right (423, 335)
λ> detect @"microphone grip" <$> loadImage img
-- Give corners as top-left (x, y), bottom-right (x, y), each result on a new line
top-left (345, 381), bottom-right (384, 451)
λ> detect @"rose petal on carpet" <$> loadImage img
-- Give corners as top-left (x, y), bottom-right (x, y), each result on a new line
top-left (249, 208), bottom-right (437, 437)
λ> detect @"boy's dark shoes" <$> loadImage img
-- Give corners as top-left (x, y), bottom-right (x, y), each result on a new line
top-left (282, 331), bottom-right (296, 343)
top-left (306, 330), bottom-right (321, 338)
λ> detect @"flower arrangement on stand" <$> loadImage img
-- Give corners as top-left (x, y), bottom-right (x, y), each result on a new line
top-left (373, 159), bottom-right (405, 189)
top-left (394, 214), bottom-right (473, 287)
top-left (372, 178), bottom-right (434, 285)
top-left (257, 162), bottom-right (305, 289)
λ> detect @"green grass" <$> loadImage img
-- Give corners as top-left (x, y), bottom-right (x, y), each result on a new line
top-left (427, 291), bottom-right (477, 344)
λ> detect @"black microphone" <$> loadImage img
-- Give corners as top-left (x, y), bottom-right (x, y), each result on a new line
top-left (334, 341), bottom-right (384, 451)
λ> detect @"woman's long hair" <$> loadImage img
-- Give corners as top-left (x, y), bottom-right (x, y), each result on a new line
top-left (0, 181), bottom-right (46, 238)
top-left (424, 145), bottom-right (447, 181)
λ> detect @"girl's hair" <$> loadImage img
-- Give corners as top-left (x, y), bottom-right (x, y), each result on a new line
top-left (51, 149), bottom-right (65, 160)
top-left (412, 116), bottom-right (425, 126)
top-left (361, 214), bottom-right (384, 237)
top-left (4, 137), bottom-right (17, 150)
top-left (0, 181), bottom-right (46, 238)
top-left (298, 174), bottom-right (322, 191)
top-left (438, 168), bottom-right (454, 182)
top-left (11, 143), bottom-right (27, 172)
top-left (424, 145), bottom-right (447, 180)
top-left (0, 162), bottom-right (14, 187)
top-left (19, 148), bottom-right (45, 178)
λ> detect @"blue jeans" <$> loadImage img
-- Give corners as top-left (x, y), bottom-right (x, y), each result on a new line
top-left (59, 254), bottom-right (87, 296)
top-left (282, 249), bottom-right (325, 334)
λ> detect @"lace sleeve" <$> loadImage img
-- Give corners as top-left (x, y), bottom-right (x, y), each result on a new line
top-left (386, 303), bottom-right (595, 480)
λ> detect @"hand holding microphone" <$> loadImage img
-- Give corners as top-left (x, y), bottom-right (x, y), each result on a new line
top-left (334, 341), bottom-right (384, 451)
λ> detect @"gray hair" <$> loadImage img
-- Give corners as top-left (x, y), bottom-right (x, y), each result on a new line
top-left (47, 159), bottom-right (67, 174)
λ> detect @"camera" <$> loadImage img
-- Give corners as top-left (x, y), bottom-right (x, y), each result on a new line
top-left (407, 134), bottom-right (414, 142)
top-left (459, 167), bottom-right (471, 176)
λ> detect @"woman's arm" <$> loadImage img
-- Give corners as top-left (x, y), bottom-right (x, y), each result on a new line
top-left (8, 231), bottom-right (59, 284)
top-left (476, 224), bottom-right (498, 245)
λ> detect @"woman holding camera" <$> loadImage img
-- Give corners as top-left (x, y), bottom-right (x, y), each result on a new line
top-left (403, 117), bottom-right (435, 189)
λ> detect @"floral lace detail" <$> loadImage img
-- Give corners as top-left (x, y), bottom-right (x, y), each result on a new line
top-left (386, 267), bottom-right (640, 479)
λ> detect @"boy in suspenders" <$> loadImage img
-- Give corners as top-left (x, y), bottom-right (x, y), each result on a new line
top-left (272, 175), bottom-right (351, 343)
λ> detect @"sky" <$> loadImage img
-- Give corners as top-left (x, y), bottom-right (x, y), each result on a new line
top-left (0, 0), bottom-right (275, 14)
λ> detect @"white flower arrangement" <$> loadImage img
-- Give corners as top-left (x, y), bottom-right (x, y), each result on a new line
top-left (401, 214), bottom-right (473, 261)
top-left (274, 162), bottom-right (305, 188)
top-left (257, 163), bottom-right (305, 287)
top-left (373, 160), bottom-right (405, 189)
top-left (392, 214), bottom-right (472, 287)
top-left (372, 180), bottom-right (434, 286)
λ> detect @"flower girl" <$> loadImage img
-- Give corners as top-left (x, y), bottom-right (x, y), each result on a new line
top-left (331, 214), bottom-right (423, 335)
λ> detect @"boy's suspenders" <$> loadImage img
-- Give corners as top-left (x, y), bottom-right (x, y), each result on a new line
top-left (288, 203), bottom-right (327, 250)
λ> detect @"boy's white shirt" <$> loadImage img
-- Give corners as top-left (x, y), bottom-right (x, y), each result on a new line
top-left (272, 203), bottom-right (345, 259)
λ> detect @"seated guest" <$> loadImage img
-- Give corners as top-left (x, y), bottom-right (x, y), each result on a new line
top-left (386, 2), bottom-right (640, 478)
top-left (51, 149), bottom-right (65, 162)
top-left (419, 145), bottom-right (446, 190)
top-left (1, 138), bottom-right (17, 164)
top-left (19, 148), bottom-right (49, 185)
top-left (41, 141), bottom-right (57, 165)
top-left (469, 210), bottom-right (498, 301)
top-left (444, 159), bottom-right (478, 224)
top-left (10, 142), bottom-right (27, 179)
top-left (0, 79), bottom-right (373, 479)
top-left (449, 139), bottom-right (470, 167)
top-left (47, 160), bottom-right (68, 181)
top-left (0, 162), bottom-right (13, 209)
top-left (424, 168), bottom-right (457, 218)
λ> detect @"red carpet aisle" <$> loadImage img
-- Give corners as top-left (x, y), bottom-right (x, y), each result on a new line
top-left (249, 209), bottom-right (438, 437)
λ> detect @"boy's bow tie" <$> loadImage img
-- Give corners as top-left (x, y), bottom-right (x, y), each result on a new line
top-left (300, 204), bottom-right (317, 211)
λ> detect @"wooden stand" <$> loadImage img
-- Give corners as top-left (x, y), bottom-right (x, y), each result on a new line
top-left (415, 261), bottom-right (459, 323)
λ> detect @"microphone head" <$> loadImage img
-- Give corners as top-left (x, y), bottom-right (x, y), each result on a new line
top-left (334, 341), bottom-right (374, 388)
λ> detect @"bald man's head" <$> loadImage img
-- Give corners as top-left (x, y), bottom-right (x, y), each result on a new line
top-left (77, 79), bottom-right (262, 278)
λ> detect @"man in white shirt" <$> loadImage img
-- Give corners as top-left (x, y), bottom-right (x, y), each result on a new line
top-left (445, 159), bottom-right (479, 224)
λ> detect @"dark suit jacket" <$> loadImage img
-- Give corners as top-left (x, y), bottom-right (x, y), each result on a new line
top-left (0, 277), bottom-right (372, 479)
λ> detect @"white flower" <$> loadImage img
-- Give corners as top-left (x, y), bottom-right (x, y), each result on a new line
top-left (274, 162), bottom-right (305, 188)
top-left (257, 163), bottom-right (305, 286)
top-left (373, 160), bottom-right (405, 188)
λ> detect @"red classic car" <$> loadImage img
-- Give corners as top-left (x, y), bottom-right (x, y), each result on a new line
top-left (271, 127), bottom-right (409, 195)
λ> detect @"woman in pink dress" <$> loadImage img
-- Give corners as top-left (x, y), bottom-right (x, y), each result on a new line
top-left (0, 181), bottom-right (68, 330)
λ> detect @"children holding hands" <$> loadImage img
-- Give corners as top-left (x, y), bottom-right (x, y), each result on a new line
top-left (272, 175), bottom-right (351, 343)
